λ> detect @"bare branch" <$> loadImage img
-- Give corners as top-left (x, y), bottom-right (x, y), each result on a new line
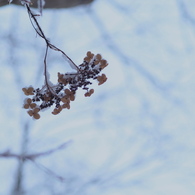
top-left (26, 4), bottom-right (79, 70)
top-left (30, 160), bottom-right (66, 181)
top-left (0, 140), bottom-right (72, 160)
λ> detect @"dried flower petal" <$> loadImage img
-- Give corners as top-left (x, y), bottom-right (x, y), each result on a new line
top-left (62, 103), bottom-right (70, 109)
top-left (84, 89), bottom-right (94, 97)
top-left (65, 88), bottom-right (71, 95)
top-left (22, 87), bottom-right (34, 96)
top-left (58, 72), bottom-right (67, 85)
top-left (84, 51), bottom-right (94, 62)
top-left (100, 60), bottom-right (108, 69)
top-left (97, 74), bottom-right (107, 85)
top-left (24, 98), bottom-right (37, 109)
top-left (61, 97), bottom-right (70, 104)
top-left (33, 113), bottom-right (40, 119)
top-left (27, 110), bottom-right (33, 116)
top-left (64, 89), bottom-right (75, 101)
top-left (30, 103), bottom-right (36, 109)
top-left (52, 106), bottom-right (62, 115)
top-left (96, 54), bottom-right (102, 61)
top-left (27, 108), bottom-right (40, 119)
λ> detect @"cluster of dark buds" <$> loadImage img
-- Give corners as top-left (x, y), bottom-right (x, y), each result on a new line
top-left (22, 51), bottom-right (108, 119)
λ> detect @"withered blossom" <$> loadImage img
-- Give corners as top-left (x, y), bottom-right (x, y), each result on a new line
top-left (28, 108), bottom-right (40, 120)
top-left (21, 2), bottom-right (108, 119)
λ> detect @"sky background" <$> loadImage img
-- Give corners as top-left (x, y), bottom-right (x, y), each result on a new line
top-left (0, 0), bottom-right (195, 194)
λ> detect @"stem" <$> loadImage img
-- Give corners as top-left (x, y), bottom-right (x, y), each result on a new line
top-left (44, 46), bottom-right (51, 90)
top-left (25, 3), bottom-right (80, 75)
top-left (11, 121), bottom-right (30, 195)
top-left (43, 45), bottom-right (57, 95)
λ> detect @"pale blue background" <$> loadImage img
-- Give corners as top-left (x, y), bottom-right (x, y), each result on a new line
top-left (0, 0), bottom-right (195, 194)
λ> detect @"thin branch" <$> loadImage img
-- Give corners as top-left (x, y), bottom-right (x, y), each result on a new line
top-left (0, 140), bottom-right (72, 160)
top-left (26, 4), bottom-right (79, 71)
top-left (30, 159), bottom-right (66, 182)
top-left (43, 45), bottom-right (54, 94)
top-left (86, 7), bottom-right (183, 106)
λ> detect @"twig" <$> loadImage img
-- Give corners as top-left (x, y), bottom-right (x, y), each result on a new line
top-left (0, 140), bottom-right (72, 160)
top-left (30, 159), bottom-right (66, 182)
top-left (26, 4), bottom-right (79, 71)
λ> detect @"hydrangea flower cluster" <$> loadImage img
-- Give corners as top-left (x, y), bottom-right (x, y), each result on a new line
top-left (22, 51), bottom-right (108, 119)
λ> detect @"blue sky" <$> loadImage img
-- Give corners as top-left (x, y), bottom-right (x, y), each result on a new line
top-left (0, 0), bottom-right (195, 194)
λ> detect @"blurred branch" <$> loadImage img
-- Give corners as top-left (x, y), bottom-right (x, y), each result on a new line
top-left (11, 122), bottom-right (30, 195)
top-left (0, 140), bottom-right (72, 160)
top-left (0, 0), bottom-right (94, 9)
top-left (177, 0), bottom-right (195, 25)
top-left (87, 8), bottom-right (164, 89)
top-left (30, 159), bottom-right (66, 181)
top-left (86, 7), bottom-right (183, 106)
top-left (25, 3), bottom-right (79, 69)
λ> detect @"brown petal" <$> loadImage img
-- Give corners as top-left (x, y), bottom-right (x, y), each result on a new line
top-left (96, 54), bottom-right (102, 61)
top-left (24, 104), bottom-right (30, 109)
top-left (70, 95), bottom-right (75, 101)
top-left (27, 110), bottom-right (33, 116)
top-left (61, 97), bottom-right (70, 103)
top-left (34, 108), bottom-right (40, 113)
top-left (65, 88), bottom-right (71, 95)
top-left (26, 98), bottom-right (32, 104)
top-left (30, 103), bottom-right (36, 109)
top-left (33, 113), bottom-right (40, 120)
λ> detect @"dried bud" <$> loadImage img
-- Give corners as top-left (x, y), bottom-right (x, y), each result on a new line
top-left (28, 108), bottom-right (40, 119)
top-left (65, 89), bottom-right (75, 101)
top-left (61, 97), bottom-right (70, 104)
top-left (84, 51), bottom-right (94, 62)
top-left (96, 54), bottom-right (102, 61)
top-left (24, 98), bottom-right (36, 109)
top-left (85, 89), bottom-right (94, 97)
top-left (58, 72), bottom-right (67, 85)
top-left (62, 103), bottom-right (70, 109)
top-left (97, 74), bottom-right (107, 85)
top-left (100, 59), bottom-right (108, 69)
top-left (52, 106), bottom-right (62, 115)
top-left (22, 87), bottom-right (34, 96)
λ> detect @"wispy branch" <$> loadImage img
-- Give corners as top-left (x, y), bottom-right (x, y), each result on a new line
top-left (0, 140), bottom-right (72, 160)
top-left (25, 4), bottom-right (78, 70)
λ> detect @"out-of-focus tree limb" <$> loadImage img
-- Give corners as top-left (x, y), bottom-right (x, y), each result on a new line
top-left (0, 140), bottom-right (72, 160)
top-left (0, 0), bottom-right (94, 9)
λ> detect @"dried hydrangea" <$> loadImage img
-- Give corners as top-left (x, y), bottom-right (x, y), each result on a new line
top-left (22, 52), bottom-right (108, 119)
top-left (20, 4), bottom-right (108, 120)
